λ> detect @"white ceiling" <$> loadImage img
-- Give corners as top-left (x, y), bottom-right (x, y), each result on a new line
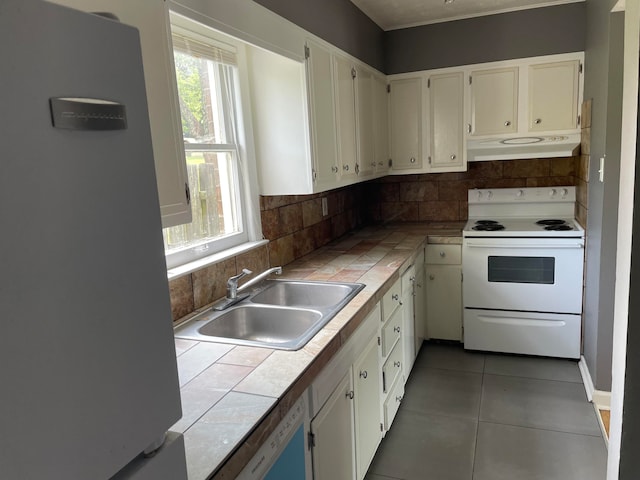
top-left (350, 0), bottom-right (584, 30)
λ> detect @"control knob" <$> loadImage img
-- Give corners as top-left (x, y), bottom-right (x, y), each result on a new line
top-left (549, 188), bottom-right (557, 197)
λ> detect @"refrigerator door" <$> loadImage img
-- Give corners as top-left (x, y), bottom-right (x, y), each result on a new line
top-left (0, 1), bottom-right (184, 479)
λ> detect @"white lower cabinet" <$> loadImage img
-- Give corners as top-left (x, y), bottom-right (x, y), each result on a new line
top-left (425, 244), bottom-right (463, 341)
top-left (383, 372), bottom-right (405, 431)
top-left (353, 335), bottom-right (383, 480)
top-left (401, 266), bottom-right (417, 375)
top-left (310, 371), bottom-right (355, 480)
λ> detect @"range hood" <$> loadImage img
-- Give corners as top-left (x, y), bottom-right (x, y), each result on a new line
top-left (467, 133), bottom-right (581, 162)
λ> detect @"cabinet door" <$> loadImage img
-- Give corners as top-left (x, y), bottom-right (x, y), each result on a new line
top-left (353, 335), bottom-right (382, 480)
top-left (305, 40), bottom-right (339, 191)
top-left (426, 265), bottom-right (462, 341)
top-left (390, 77), bottom-right (422, 171)
top-left (428, 72), bottom-right (466, 173)
top-left (311, 371), bottom-right (355, 480)
top-left (528, 60), bottom-right (580, 132)
top-left (355, 65), bottom-right (375, 177)
top-left (414, 264), bottom-right (426, 353)
top-left (372, 75), bottom-right (390, 175)
top-left (49, 0), bottom-right (191, 227)
top-left (470, 67), bottom-right (518, 136)
top-left (334, 54), bottom-right (358, 181)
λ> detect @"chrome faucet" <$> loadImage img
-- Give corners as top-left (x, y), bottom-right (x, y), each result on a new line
top-left (227, 269), bottom-right (252, 300)
top-left (237, 266), bottom-right (282, 294)
top-left (212, 266), bottom-right (283, 311)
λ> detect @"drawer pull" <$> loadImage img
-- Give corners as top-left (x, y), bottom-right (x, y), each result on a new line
top-left (429, 274), bottom-right (435, 280)
top-left (392, 293), bottom-right (399, 301)
top-left (439, 251), bottom-right (446, 257)
top-left (394, 361), bottom-right (401, 368)
top-left (396, 395), bottom-right (403, 403)
top-left (394, 326), bottom-right (401, 334)
top-left (359, 370), bottom-right (368, 379)
top-left (346, 390), bottom-right (354, 400)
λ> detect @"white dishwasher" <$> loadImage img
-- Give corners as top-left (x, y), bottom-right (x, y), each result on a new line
top-left (237, 391), bottom-right (312, 480)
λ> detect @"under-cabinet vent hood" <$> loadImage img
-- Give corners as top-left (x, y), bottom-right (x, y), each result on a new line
top-left (467, 134), bottom-right (581, 162)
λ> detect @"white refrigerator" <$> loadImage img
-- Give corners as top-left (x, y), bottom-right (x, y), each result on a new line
top-left (0, 0), bottom-right (187, 478)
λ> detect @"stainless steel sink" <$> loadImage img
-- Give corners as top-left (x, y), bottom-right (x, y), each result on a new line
top-left (250, 280), bottom-right (360, 308)
top-left (174, 280), bottom-right (364, 350)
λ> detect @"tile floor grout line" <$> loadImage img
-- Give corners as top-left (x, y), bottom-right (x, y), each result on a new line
top-left (481, 371), bottom-right (584, 385)
top-left (475, 419), bottom-right (606, 439)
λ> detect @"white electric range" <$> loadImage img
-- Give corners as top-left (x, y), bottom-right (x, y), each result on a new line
top-left (462, 187), bottom-right (585, 359)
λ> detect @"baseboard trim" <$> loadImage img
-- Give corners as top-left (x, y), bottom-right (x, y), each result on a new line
top-left (579, 355), bottom-right (612, 409)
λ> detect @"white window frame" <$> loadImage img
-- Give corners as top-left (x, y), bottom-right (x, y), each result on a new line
top-left (164, 14), bottom-right (262, 271)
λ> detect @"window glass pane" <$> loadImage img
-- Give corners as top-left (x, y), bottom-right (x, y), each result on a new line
top-left (487, 256), bottom-right (555, 284)
top-left (163, 151), bottom-right (241, 253)
top-left (173, 50), bottom-right (229, 144)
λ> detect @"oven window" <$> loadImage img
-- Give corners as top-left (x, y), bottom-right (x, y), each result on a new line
top-left (487, 256), bottom-right (555, 284)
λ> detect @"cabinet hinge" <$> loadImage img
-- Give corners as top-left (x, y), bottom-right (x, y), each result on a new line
top-left (427, 78), bottom-right (431, 88)
top-left (185, 183), bottom-right (191, 205)
top-left (380, 423), bottom-right (384, 432)
top-left (304, 44), bottom-right (310, 60)
top-left (579, 62), bottom-right (583, 74)
top-left (351, 67), bottom-right (357, 79)
top-left (577, 115), bottom-right (581, 126)
top-left (469, 75), bottom-right (472, 85)
top-left (387, 84), bottom-right (391, 93)
top-left (377, 336), bottom-right (381, 346)
top-left (388, 158), bottom-right (393, 168)
top-left (312, 168), bottom-right (317, 181)
top-left (428, 156), bottom-right (432, 165)
top-left (308, 431), bottom-right (316, 449)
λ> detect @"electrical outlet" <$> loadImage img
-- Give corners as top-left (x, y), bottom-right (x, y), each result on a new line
top-left (322, 197), bottom-right (328, 216)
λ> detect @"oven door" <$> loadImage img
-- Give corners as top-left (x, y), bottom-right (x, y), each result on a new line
top-left (463, 237), bottom-right (584, 314)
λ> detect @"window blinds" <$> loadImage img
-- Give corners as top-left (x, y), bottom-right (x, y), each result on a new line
top-left (172, 32), bottom-right (237, 66)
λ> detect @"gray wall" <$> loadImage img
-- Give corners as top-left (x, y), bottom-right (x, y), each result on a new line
top-left (252, 0), bottom-right (384, 71)
top-left (384, 3), bottom-right (585, 74)
top-left (582, 0), bottom-right (621, 392)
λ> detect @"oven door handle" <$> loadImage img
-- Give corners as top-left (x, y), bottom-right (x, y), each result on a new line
top-left (464, 242), bottom-right (584, 249)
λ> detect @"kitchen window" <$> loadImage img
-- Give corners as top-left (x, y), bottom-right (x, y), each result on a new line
top-left (163, 18), bottom-right (261, 269)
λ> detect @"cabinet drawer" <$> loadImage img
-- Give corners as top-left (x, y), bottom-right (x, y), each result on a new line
top-left (381, 308), bottom-right (402, 357)
top-left (382, 279), bottom-right (402, 321)
top-left (382, 341), bottom-right (403, 393)
top-left (426, 244), bottom-right (461, 265)
top-left (383, 374), bottom-right (405, 431)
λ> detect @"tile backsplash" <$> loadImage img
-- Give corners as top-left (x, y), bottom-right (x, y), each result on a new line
top-left (366, 157), bottom-right (580, 224)
top-left (168, 155), bottom-right (582, 322)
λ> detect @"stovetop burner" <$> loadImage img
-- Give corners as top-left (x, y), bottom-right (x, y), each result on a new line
top-left (475, 220), bottom-right (500, 225)
top-left (544, 224), bottom-right (574, 231)
top-left (472, 224), bottom-right (505, 231)
top-left (536, 219), bottom-right (567, 226)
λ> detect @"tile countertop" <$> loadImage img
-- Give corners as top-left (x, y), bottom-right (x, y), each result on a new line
top-left (172, 222), bottom-right (463, 479)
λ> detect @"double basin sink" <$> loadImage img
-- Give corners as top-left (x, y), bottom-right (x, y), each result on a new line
top-left (174, 280), bottom-right (365, 351)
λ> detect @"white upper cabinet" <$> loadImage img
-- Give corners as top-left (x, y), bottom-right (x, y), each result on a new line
top-left (428, 71), bottom-right (467, 173)
top-left (355, 65), bottom-right (375, 178)
top-left (389, 77), bottom-right (423, 171)
top-left (470, 67), bottom-right (518, 136)
top-left (50, 0), bottom-right (191, 227)
top-left (528, 60), bottom-right (581, 132)
top-left (372, 75), bottom-right (390, 175)
top-left (333, 54), bottom-right (359, 181)
top-left (305, 40), bottom-right (340, 191)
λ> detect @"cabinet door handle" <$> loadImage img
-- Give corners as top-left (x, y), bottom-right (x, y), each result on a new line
top-left (429, 274), bottom-right (435, 280)
top-left (394, 361), bottom-right (401, 368)
top-left (534, 118), bottom-right (542, 125)
top-left (346, 390), bottom-right (354, 400)
top-left (378, 161), bottom-right (384, 166)
top-left (504, 120), bottom-right (511, 126)
top-left (359, 370), bottom-right (368, 379)
top-left (467, 124), bottom-right (472, 134)
top-left (410, 157), bottom-right (416, 163)
top-left (396, 395), bottom-right (403, 403)
top-left (343, 165), bottom-right (350, 172)
top-left (450, 154), bottom-right (456, 160)
top-left (392, 293), bottom-right (399, 301)
top-left (331, 165), bottom-right (338, 173)
top-left (439, 251), bottom-right (446, 257)
top-left (394, 326), bottom-right (401, 333)
top-left (371, 162), bottom-right (376, 167)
